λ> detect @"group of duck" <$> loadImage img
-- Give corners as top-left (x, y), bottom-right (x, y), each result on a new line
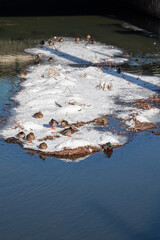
top-left (40, 34), bottom-right (94, 46)
top-left (17, 34), bottom-right (114, 156)
top-left (16, 110), bottom-right (76, 150)
top-left (32, 34), bottom-right (123, 75)
top-left (34, 34), bottom-right (94, 65)
top-left (16, 111), bottom-right (113, 155)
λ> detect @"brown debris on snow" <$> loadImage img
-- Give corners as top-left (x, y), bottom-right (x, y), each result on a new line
top-left (121, 111), bottom-right (158, 132)
top-left (38, 135), bottom-right (54, 141)
top-left (24, 145), bottom-right (102, 160)
top-left (72, 121), bottom-right (92, 127)
top-left (5, 137), bottom-right (23, 145)
top-left (129, 95), bottom-right (160, 110)
top-left (133, 119), bottom-right (158, 132)
top-left (71, 117), bottom-right (108, 128)
top-left (94, 117), bottom-right (108, 125)
top-left (5, 136), bottom-right (122, 159)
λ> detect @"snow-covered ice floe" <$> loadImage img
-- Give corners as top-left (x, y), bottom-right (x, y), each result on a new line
top-left (1, 37), bottom-right (160, 160)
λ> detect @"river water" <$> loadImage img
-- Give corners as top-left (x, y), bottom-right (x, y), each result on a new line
top-left (0, 15), bottom-right (160, 240)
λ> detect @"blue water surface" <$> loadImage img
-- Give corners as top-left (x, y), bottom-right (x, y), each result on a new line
top-left (0, 15), bottom-right (160, 240)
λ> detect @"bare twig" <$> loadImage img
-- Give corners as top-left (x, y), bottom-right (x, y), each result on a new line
top-left (63, 87), bottom-right (72, 94)
top-left (55, 102), bottom-right (62, 107)
top-left (13, 121), bottom-right (25, 130)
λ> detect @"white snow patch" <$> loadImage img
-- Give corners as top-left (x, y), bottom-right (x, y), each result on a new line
top-left (1, 37), bottom-right (160, 160)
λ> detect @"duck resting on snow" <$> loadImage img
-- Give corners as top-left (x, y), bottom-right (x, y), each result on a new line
top-left (61, 120), bottom-right (69, 128)
top-left (60, 127), bottom-right (73, 137)
top-left (26, 132), bottom-right (35, 143)
top-left (49, 119), bottom-right (58, 129)
top-left (17, 131), bottom-right (26, 139)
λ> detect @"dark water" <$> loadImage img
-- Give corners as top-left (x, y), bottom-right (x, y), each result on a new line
top-left (0, 16), bottom-right (160, 240)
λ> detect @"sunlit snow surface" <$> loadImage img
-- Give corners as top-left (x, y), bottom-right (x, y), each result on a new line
top-left (1, 38), bottom-right (160, 156)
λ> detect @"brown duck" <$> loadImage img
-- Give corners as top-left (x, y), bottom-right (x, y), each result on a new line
top-left (53, 36), bottom-right (58, 41)
top-left (61, 120), bottom-right (69, 128)
top-left (61, 127), bottom-right (72, 137)
top-left (33, 111), bottom-right (43, 118)
top-left (49, 119), bottom-right (58, 129)
top-left (48, 57), bottom-right (54, 62)
top-left (17, 131), bottom-right (26, 139)
top-left (26, 132), bottom-right (35, 142)
top-left (86, 34), bottom-right (91, 41)
top-left (39, 142), bottom-right (47, 150)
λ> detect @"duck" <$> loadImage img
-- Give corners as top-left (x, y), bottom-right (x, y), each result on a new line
top-left (20, 72), bottom-right (27, 78)
top-left (26, 132), bottom-right (35, 142)
top-left (58, 38), bottom-right (64, 42)
top-left (39, 142), bottom-right (47, 150)
top-left (35, 53), bottom-right (42, 64)
top-left (89, 39), bottom-right (94, 44)
top-left (48, 40), bottom-right (54, 46)
top-left (37, 53), bottom-right (42, 58)
top-left (49, 119), bottom-right (58, 129)
top-left (40, 40), bottom-right (45, 45)
top-left (86, 34), bottom-right (91, 41)
top-left (102, 142), bottom-right (113, 153)
top-left (33, 111), bottom-right (43, 118)
top-left (75, 37), bottom-right (80, 43)
top-left (61, 120), bottom-right (69, 128)
top-left (17, 131), bottom-right (26, 139)
top-left (117, 67), bottom-right (121, 74)
top-left (135, 58), bottom-right (140, 63)
top-left (48, 57), bottom-right (54, 62)
top-left (60, 127), bottom-right (72, 137)
top-left (53, 36), bottom-right (58, 41)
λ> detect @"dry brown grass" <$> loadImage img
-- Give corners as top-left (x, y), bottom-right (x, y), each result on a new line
top-left (24, 145), bottom-right (102, 159)
top-left (43, 67), bottom-right (61, 79)
top-left (128, 95), bottom-right (160, 110)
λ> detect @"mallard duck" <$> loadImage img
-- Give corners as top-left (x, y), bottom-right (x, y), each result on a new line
top-left (117, 67), bottom-right (121, 74)
top-left (61, 120), bottom-right (68, 128)
top-left (49, 119), bottom-right (58, 129)
top-left (20, 72), bottom-right (27, 78)
top-left (35, 53), bottom-right (42, 64)
top-left (40, 40), bottom-right (45, 45)
top-left (48, 57), bottom-right (54, 62)
top-left (61, 127), bottom-right (72, 137)
top-left (26, 132), bottom-right (35, 142)
top-left (89, 39), bottom-right (94, 44)
top-left (39, 142), bottom-right (47, 149)
top-left (75, 37), bottom-right (80, 43)
top-left (48, 40), bottom-right (54, 46)
top-left (86, 34), bottom-right (91, 41)
top-left (58, 38), bottom-right (64, 42)
top-left (33, 111), bottom-right (43, 118)
top-left (17, 131), bottom-right (26, 139)
top-left (135, 58), bottom-right (140, 63)
top-left (53, 36), bottom-right (58, 41)
top-left (102, 142), bottom-right (113, 152)
top-left (37, 53), bottom-right (42, 58)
